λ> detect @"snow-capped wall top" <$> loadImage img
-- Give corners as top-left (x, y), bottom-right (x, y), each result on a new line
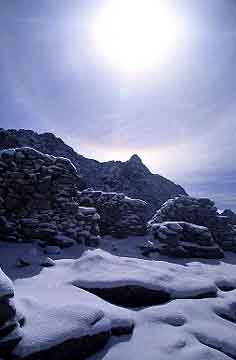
top-left (0, 128), bottom-right (187, 211)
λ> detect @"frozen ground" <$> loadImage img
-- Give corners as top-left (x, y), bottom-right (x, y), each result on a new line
top-left (1, 236), bottom-right (236, 359)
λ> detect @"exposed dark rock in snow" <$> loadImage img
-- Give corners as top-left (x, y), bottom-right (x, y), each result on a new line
top-left (149, 195), bottom-right (236, 254)
top-left (0, 128), bottom-right (187, 211)
top-left (77, 189), bottom-right (151, 238)
top-left (80, 285), bottom-right (171, 307)
top-left (0, 147), bottom-right (100, 247)
top-left (0, 268), bottom-right (23, 357)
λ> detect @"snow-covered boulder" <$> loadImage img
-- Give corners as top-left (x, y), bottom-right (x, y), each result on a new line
top-left (102, 292), bottom-right (236, 360)
top-left (12, 254), bottom-right (135, 360)
top-left (149, 195), bottom-right (236, 254)
top-left (0, 268), bottom-right (23, 357)
top-left (8, 248), bottom-right (236, 360)
top-left (71, 249), bottom-right (219, 306)
top-left (77, 189), bottom-right (152, 238)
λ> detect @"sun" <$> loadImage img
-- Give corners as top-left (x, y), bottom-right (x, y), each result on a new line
top-left (91, 0), bottom-right (182, 75)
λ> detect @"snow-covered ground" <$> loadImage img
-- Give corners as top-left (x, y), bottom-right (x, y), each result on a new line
top-left (1, 236), bottom-right (236, 360)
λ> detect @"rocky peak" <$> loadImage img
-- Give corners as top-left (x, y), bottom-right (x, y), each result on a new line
top-left (128, 154), bottom-right (142, 163)
top-left (125, 154), bottom-right (150, 175)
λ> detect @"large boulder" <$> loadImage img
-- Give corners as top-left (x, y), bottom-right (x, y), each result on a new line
top-left (148, 195), bottom-right (236, 254)
top-left (77, 189), bottom-right (152, 238)
top-left (0, 147), bottom-right (100, 247)
top-left (11, 253), bottom-right (134, 360)
top-left (71, 249), bottom-right (218, 304)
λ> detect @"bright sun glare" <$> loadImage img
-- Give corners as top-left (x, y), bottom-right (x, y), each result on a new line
top-left (92, 0), bottom-right (182, 75)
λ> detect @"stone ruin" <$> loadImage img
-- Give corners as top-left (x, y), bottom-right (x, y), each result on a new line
top-left (2, 147), bottom-right (235, 261)
top-left (77, 189), bottom-right (152, 238)
top-left (0, 268), bottom-right (23, 357)
top-left (148, 195), bottom-right (236, 258)
top-left (0, 147), bottom-right (151, 248)
top-left (0, 147), bottom-right (100, 248)
top-left (149, 221), bottom-right (224, 258)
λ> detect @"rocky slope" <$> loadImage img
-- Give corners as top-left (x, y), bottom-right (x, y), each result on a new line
top-left (0, 128), bottom-right (187, 211)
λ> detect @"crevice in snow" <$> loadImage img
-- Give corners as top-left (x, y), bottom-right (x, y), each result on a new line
top-left (79, 286), bottom-right (171, 307)
top-left (216, 281), bottom-right (236, 292)
top-left (78, 285), bottom-right (218, 309)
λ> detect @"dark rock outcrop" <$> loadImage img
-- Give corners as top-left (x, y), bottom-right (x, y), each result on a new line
top-left (0, 129), bottom-right (187, 211)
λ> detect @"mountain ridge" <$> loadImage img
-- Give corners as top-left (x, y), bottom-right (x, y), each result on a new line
top-left (0, 128), bottom-right (187, 211)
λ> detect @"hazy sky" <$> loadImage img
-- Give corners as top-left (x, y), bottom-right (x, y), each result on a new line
top-left (1, 1), bottom-right (236, 210)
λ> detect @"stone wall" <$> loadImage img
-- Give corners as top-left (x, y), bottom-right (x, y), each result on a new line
top-left (77, 189), bottom-right (152, 238)
top-left (149, 221), bottom-right (224, 258)
top-left (0, 268), bottom-right (23, 357)
top-left (0, 148), bottom-right (100, 247)
top-left (148, 195), bottom-right (236, 254)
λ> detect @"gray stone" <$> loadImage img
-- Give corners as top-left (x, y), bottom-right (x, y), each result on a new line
top-left (45, 246), bottom-right (61, 255)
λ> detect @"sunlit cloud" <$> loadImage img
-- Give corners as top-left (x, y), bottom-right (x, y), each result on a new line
top-left (90, 0), bottom-right (186, 77)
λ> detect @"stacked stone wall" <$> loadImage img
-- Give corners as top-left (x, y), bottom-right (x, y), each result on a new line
top-left (148, 196), bottom-right (236, 257)
top-left (77, 189), bottom-right (152, 238)
top-left (0, 148), bottom-right (100, 247)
